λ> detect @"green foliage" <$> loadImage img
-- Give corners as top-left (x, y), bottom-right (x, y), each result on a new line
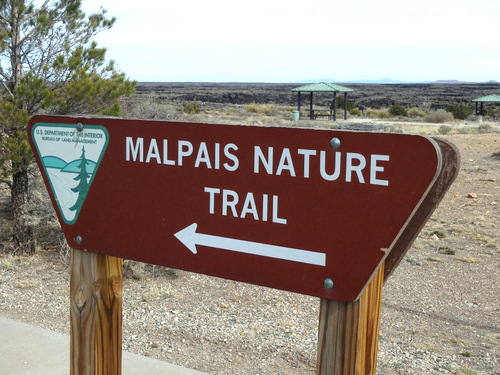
top-left (438, 246), bottom-right (455, 255)
top-left (183, 102), bottom-right (200, 114)
top-left (0, 0), bottom-right (135, 249)
top-left (0, 2), bottom-right (135, 179)
top-left (330, 96), bottom-right (356, 111)
top-left (446, 103), bottom-right (473, 120)
top-left (389, 105), bottom-right (408, 117)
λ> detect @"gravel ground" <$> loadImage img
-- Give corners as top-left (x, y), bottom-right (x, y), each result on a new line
top-left (1, 132), bottom-right (499, 374)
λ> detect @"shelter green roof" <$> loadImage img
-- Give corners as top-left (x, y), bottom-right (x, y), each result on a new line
top-left (472, 94), bottom-right (500, 102)
top-left (292, 82), bottom-right (353, 92)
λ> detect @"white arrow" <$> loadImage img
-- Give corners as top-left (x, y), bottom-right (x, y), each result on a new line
top-left (174, 223), bottom-right (326, 266)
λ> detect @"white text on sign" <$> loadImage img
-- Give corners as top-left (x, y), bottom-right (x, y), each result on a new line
top-left (125, 137), bottom-right (390, 186)
top-left (125, 137), bottom-right (391, 225)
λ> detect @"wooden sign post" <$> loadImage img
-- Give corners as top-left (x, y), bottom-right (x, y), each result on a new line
top-left (70, 249), bottom-right (123, 375)
top-left (317, 263), bottom-right (385, 375)
top-left (27, 116), bottom-right (459, 375)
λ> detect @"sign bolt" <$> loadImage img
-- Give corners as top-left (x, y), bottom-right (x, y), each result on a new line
top-left (329, 137), bottom-right (341, 150)
top-left (323, 277), bottom-right (334, 289)
top-left (76, 122), bottom-right (84, 132)
top-left (75, 235), bottom-right (83, 245)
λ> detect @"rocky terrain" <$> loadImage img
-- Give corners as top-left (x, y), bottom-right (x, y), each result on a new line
top-left (134, 82), bottom-right (500, 111)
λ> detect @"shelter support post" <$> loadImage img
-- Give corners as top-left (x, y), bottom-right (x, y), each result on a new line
top-left (70, 248), bottom-right (123, 375)
top-left (316, 263), bottom-right (384, 375)
top-left (333, 92), bottom-right (337, 121)
top-left (344, 93), bottom-right (348, 120)
top-left (310, 92), bottom-right (314, 119)
top-left (298, 92), bottom-right (301, 113)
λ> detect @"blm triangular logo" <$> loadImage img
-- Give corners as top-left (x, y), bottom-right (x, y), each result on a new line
top-left (31, 123), bottom-right (108, 224)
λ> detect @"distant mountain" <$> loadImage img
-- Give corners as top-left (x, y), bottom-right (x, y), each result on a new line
top-left (342, 78), bottom-right (410, 84)
top-left (433, 79), bottom-right (471, 84)
top-left (296, 78), bottom-right (497, 84)
top-left (297, 78), bottom-right (422, 84)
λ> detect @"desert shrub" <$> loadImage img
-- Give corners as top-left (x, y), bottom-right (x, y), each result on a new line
top-left (389, 105), bottom-right (408, 117)
top-left (366, 108), bottom-right (391, 119)
top-left (127, 93), bottom-right (177, 120)
top-left (183, 102), bottom-right (200, 114)
top-left (247, 103), bottom-right (278, 116)
top-left (408, 107), bottom-right (427, 118)
top-left (349, 107), bottom-right (362, 116)
top-left (132, 101), bottom-right (176, 119)
top-left (331, 96), bottom-right (356, 111)
top-left (477, 124), bottom-right (493, 133)
top-left (478, 107), bottom-right (491, 116)
top-left (438, 125), bottom-right (452, 135)
top-left (425, 109), bottom-right (454, 123)
top-left (446, 103), bottom-right (473, 120)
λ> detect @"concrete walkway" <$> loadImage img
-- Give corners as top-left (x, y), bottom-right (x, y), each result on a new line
top-left (0, 317), bottom-right (208, 375)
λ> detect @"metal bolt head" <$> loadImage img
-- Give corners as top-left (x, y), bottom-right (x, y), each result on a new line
top-left (75, 235), bottom-right (83, 245)
top-left (329, 137), bottom-right (341, 150)
top-left (76, 122), bottom-right (84, 132)
top-left (323, 277), bottom-right (334, 289)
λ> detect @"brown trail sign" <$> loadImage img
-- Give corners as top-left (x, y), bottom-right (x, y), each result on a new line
top-left (28, 115), bottom-right (459, 375)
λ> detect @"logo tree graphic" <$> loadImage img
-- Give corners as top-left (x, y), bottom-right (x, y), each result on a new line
top-left (69, 147), bottom-right (91, 213)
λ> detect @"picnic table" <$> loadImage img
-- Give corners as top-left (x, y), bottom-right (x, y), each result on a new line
top-left (311, 109), bottom-right (333, 120)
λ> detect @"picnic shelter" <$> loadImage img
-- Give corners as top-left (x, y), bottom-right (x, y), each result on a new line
top-left (472, 94), bottom-right (500, 115)
top-left (292, 82), bottom-right (353, 121)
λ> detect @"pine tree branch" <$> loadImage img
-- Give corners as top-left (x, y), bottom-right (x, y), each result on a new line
top-left (20, 0), bottom-right (52, 23)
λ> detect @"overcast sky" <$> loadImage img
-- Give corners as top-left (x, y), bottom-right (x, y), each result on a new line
top-left (82, 0), bottom-right (500, 83)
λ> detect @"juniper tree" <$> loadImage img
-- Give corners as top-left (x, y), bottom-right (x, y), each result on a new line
top-left (0, 0), bottom-right (135, 252)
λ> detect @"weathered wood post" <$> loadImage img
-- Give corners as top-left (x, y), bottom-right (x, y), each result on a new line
top-left (70, 249), bottom-right (123, 375)
top-left (317, 263), bottom-right (384, 375)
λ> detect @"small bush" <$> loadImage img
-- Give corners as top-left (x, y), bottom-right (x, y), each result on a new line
top-left (389, 105), bottom-right (408, 117)
top-left (438, 246), bottom-right (455, 255)
top-left (425, 109), bottom-right (454, 123)
top-left (438, 125), bottom-right (452, 134)
top-left (446, 103), bottom-right (473, 120)
top-left (432, 230), bottom-right (447, 239)
top-left (349, 107), bottom-right (362, 116)
top-left (183, 102), bottom-right (200, 114)
top-left (408, 107), bottom-right (427, 118)
top-left (331, 96), bottom-right (357, 111)
top-left (366, 108), bottom-right (391, 119)
top-left (247, 103), bottom-right (278, 116)
top-left (477, 124), bottom-right (493, 133)
top-left (129, 93), bottom-right (176, 120)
